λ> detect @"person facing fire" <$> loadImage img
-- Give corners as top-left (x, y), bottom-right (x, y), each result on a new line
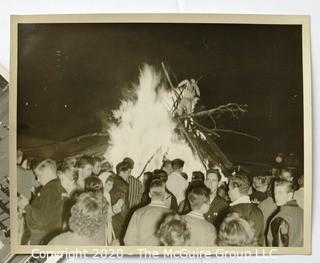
top-left (182, 184), bottom-right (217, 246)
top-left (122, 157), bottom-right (143, 209)
top-left (124, 179), bottom-right (172, 246)
top-left (166, 158), bottom-right (189, 204)
top-left (109, 161), bottom-right (130, 243)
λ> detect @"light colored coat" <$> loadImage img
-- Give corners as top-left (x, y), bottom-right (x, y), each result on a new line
top-left (183, 211), bottom-right (217, 246)
top-left (124, 201), bottom-right (172, 246)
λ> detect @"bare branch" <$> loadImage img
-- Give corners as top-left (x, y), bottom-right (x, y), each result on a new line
top-left (178, 103), bottom-right (248, 120)
top-left (214, 129), bottom-right (261, 141)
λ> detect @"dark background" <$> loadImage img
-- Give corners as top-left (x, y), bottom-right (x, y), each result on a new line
top-left (17, 23), bottom-right (303, 168)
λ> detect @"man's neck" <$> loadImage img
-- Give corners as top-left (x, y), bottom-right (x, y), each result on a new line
top-left (42, 176), bottom-right (56, 186)
top-left (210, 190), bottom-right (217, 200)
top-left (61, 182), bottom-right (75, 195)
top-left (119, 174), bottom-right (128, 182)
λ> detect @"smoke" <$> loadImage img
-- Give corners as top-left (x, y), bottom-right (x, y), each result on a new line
top-left (104, 64), bottom-right (204, 178)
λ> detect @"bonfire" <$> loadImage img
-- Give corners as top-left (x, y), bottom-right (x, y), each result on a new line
top-left (104, 63), bottom-right (259, 178)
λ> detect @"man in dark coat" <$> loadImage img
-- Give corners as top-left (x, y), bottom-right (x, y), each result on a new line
top-left (267, 179), bottom-right (303, 247)
top-left (228, 174), bottom-right (264, 246)
top-left (19, 159), bottom-right (69, 245)
top-left (109, 161), bottom-right (130, 243)
top-left (204, 169), bottom-right (229, 228)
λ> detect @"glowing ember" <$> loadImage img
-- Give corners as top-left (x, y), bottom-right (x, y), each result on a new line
top-left (104, 64), bottom-right (204, 178)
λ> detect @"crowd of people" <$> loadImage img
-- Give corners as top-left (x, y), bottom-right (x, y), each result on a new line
top-left (16, 150), bottom-right (304, 247)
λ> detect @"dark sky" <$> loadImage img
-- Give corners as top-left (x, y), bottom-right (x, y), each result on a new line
top-left (17, 23), bottom-right (303, 165)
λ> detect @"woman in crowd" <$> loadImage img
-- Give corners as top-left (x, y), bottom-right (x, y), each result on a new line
top-left (48, 192), bottom-right (108, 245)
top-left (217, 212), bottom-right (257, 246)
top-left (157, 214), bottom-right (190, 246)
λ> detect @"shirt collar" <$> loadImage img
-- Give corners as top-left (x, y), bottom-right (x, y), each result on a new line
top-left (149, 200), bottom-right (167, 208)
top-left (230, 195), bottom-right (251, 207)
top-left (282, 199), bottom-right (299, 208)
top-left (187, 210), bottom-right (205, 220)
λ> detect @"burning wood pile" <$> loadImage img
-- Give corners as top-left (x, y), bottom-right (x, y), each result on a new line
top-left (161, 62), bottom-right (260, 176)
top-left (104, 63), bottom-right (259, 178)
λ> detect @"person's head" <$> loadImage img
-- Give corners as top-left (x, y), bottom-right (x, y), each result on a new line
top-left (84, 176), bottom-right (103, 194)
top-left (172, 158), bottom-right (184, 173)
top-left (22, 157), bottom-right (36, 170)
top-left (298, 174), bottom-right (304, 189)
top-left (153, 169), bottom-right (168, 183)
top-left (63, 156), bottom-right (77, 168)
top-left (149, 179), bottom-right (166, 201)
top-left (192, 171), bottom-right (205, 183)
top-left (116, 161), bottom-right (131, 180)
top-left (91, 157), bottom-right (102, 176)
top-left (77, 156), bottom-right (93, 179)
top-left (157, 214), bottom-right (190, 246)
top-left (252, 175), bottom-right (269, 193)
top-left (205, 169), bottom-right (221, 194)
top-left (98, 170), bottom-right (114, 186)
top-left (69, 192), bottom-right (108, 238)
top-left (218, 212), bottom-right (257, 246)
top-left (122, 157), bottom-right (134, 169)
top-left (58, 161), bottom-right (77, 194)
top-left (280, 167), bottom-right (295, 182)
top-left (228, 174), bottom-right (251, 202)
top-left (218, 184), bottom-right (230, 202)
top-left (104, 175), bottom-right (114, 193)
top-left (187, 184), bottom-right (211, 214)
top-left (274, 179), bottom-right (294, 206)
top-left (143, 172), bottom-right (154, 188)
top-left (161, 160), bottom-right (173, 176)
top-left (33, 159), bottom-right (57, 186)
top-left (17, 148), bottom-right (23, 165)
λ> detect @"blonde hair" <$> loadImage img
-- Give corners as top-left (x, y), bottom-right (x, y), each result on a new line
top-left (218, 212), bottom-right (257, 246)
top-left (157, 214), bottom-right (190, 246)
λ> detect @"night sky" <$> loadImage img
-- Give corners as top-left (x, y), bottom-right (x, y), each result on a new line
top-left (17, 23), bottom-right (303, 166)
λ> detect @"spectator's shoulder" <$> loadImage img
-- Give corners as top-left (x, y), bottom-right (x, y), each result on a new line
top-left (216, 195), bottom-right (229, 207)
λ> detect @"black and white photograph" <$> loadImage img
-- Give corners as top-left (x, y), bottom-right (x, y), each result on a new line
top-left (9, 14), bottom-right (312, 255)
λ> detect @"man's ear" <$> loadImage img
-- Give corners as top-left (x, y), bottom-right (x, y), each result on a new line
top-left (148, 192), bottom-right (152, 198)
